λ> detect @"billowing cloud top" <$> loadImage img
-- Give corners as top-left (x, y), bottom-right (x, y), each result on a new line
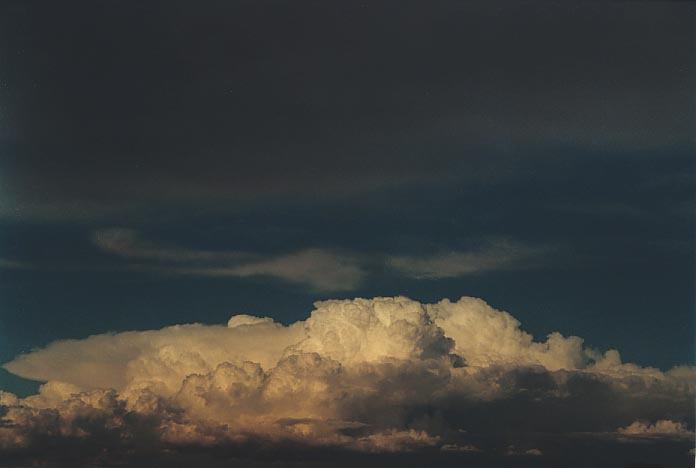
top-left (1, 297), bottom-right (694, 465)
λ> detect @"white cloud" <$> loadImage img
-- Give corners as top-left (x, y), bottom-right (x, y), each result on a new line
top-left (0, 258), bottom-right (32, 269)
top-left (1, 296), bottom-right (694, 456)
top-left (180, 248), bottom-right (365, 292)
top-left (92, 229), bottom-right (553, 290)
top-left (505, 445), bottom-right (543, 456)
top-left (440, 443), bottom-right (481, 452)
top-left (388, 239), bottom-right (549, 279)
top-left (92, 228), bottom-right (364, 292)
top-left (617, 420), bottom-right (693, 439)
top-left (92, 228), bottom-right (252, 263)
top-left (8, 229), bottom-right (551, 291)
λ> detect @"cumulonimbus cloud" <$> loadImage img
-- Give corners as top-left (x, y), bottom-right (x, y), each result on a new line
top-left (1, 296), bottom-right (693, 465)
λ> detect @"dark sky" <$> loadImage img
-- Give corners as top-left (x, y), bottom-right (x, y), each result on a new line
top-left (0, 0), bottom-right (694, 399)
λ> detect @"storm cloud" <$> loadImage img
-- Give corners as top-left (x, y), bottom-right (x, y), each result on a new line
top-left (1, 1), bottom-right (693, 220)
top-left (2, 297), bottom-right (693, 466)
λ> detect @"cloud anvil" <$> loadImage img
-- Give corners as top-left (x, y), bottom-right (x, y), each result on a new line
top-left (2, 297), bottom-right (693, 466)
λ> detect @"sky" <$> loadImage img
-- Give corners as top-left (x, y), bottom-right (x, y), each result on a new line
top-left (0, 1), bottom-right (694, 467)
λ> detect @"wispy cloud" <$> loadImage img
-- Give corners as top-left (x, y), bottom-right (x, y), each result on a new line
top-left (164, 249), bottom-right (365, 293)
top-left (0, 258), bottom-right (32, 269)
top-left (387, 239), bottom-right (550, 279)
top-left (5, 230), bottom-right (552, 290)
top-left (92, 228), bottom-right (252, 263)
top-left (92, 228), bottom-right (364, 292)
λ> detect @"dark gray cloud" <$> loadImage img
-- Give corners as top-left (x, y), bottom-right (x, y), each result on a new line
top-left (0, 1), bottom-right (693, 218)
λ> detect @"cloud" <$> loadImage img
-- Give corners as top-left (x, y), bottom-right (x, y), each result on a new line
top-left (92, 228), bottom-right (252, 263)
top-left (617, 420), bottom-right (694, 439)
top-left (388, 239), bottom-right (550, 279)
top-left (1, 296), bottom-right (693, 466)
top-left (91, 228), bottom-right (552, 290)
top-left (440, 443), bottom-right (481, 453)
top-left (177, 249), bottom-right (365, 293)
top-left (3, 1), bottom-right (694, 226)
top-left (2, 227), bottom-right (553, 294)
top-left (92, 228), bottom-right (364, 292)
top-left (505, 446), bottom-right (543, 456)
top-left (0, 258), bottom-right (31, 270)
